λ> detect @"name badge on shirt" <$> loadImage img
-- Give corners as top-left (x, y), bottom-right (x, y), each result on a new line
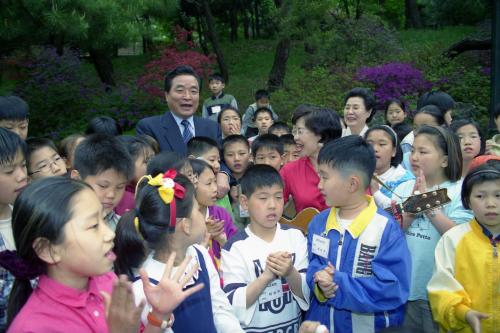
top-left (312, 234), bottom-right (330, 258)
top-left (258, 279), bottom-right (283, 304)
top-left (212, 105), bottom-right (221, 114)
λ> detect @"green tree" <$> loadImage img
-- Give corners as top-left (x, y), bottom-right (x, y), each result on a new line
top-left (1, 0), bottom-right (178, 86)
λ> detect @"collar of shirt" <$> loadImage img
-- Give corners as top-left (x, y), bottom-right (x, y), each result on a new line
top-left (37, 274), bottom-right (104, 308)
top-left (171, 112), bottom-right (195, 137)
top-left (211, 92), bottom-right (225, 100)
top-left (324, 195), bottom-right (377, 238)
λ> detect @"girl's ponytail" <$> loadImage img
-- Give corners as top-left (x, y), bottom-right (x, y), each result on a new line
top-left (7, 279), bottom-right (33, 327)
top-left (114, 209), bottom-right (147, 279)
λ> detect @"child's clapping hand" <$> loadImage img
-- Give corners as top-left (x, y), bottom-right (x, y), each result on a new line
top-left (266, 251), bottom-right (294, 278)
top-left (102, 275), bottom-right (145, 333)
top-left (314, 262), bottom-right (338, 298)
top-left (206, 216), bottom-right (227, 245)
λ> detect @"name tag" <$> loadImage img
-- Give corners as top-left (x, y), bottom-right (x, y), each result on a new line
top-left (259, 279), bottom-right (283, 304)
top-left (312, 234), bottom-right (330, 258)
top-left (212, 105), bottom-right (221, 114)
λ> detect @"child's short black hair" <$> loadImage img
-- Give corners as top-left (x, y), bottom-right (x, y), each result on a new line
top-left (450, 119), bottom-right (486, 155)
top-left (73, 134), bottom-right (134, 180)
top-left (280, 134), bottom-right (296, 146)
top-left (217, 106), bottom-right (241, 124)
top-left (461, 162), bottom-right (500, 209)
top-left (26, 137), bottom-right (58, 165)
top-left (269, 121), bottom-right (291, 135)
top-left (318, 135), bottom-right (376, 188)
top-left (493, 102), bottom-right (500, 120)
top-left (118, 135), bottom-right (154, 160)
top-left (364, 125), bottom-right (403, 167)
top-left (85, 116), bottom-right (122, 136)
top-left (147, 151), bottom-right (188, 176)
top-left (190, 158), bottom-right (213, 177)
top-left (0, 127), bottom-right (27, 166)
top-left (187, 136), bottom-right (219, 157)
top-left (240, 164), bottom-right (283, 197)
top-left (392, 122), bottom-right (412, 144)
top-left (164, 65), bottom-right (200, 92)
top-left (414, 105), bottom-right (446, 126)
top-left (252, 107), bottom-right (274, 122)
top-left (255, 89), bottom-right (270, 101)
top-left (222, 134), bottom-right (250, 153)
top-left (344, 88), bottom-right (376, 123)
top-left (251, 134), bottom-right (284, 158)
top-left (417, 91), bottom-right (455, 113)
top-left (0, 96), bottom-right (29, 121)
top-left (208, 73), bottom-right (225, 84)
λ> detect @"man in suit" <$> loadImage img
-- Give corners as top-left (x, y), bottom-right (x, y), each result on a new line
top-left (136, 65), bottom-right (221, 155)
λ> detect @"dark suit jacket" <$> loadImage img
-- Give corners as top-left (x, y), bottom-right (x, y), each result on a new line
top-left (136, 111), bottom-right (221, 155)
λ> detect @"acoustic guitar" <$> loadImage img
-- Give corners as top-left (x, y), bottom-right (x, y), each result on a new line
top-left (384, 188), bottom-right (451, 225)
top-left (280, 207), bottom-right (320, 235)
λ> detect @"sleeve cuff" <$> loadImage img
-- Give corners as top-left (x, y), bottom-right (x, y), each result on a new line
top-left (455, 303), bottom-right (471, 322)
top-left (314, 284), bottom-right (328, 303)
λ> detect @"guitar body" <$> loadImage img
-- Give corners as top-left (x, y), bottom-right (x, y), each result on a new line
top-left (280, 207), bottom-right (320, 235)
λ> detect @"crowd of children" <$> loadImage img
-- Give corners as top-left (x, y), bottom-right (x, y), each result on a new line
top-left (0, 64), bottom-right (499, 333)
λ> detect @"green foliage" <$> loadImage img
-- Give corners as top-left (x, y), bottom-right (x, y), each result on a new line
top-left (1, 0), bottom-right (178, 53)
top-left (420, 0), bottom-right (490, 26)
top-left (302, 14), bottom-right (402, 68)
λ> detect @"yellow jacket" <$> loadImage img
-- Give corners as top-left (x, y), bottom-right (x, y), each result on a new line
top-left (427, 219), bottom-right (500, 332)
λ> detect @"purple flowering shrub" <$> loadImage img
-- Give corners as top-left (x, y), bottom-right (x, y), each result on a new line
top-left (15, 47), bottom-right (162, 139)
top-left (355, 62), bottom-right (433, 110)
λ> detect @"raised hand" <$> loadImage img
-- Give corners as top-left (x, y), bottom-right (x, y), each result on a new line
top-left (102, 275), bottom-right (145, 333)
top-left (140, 252), bottom-right (205, 317)
top-left (465, 309), bottom-right (489, 333)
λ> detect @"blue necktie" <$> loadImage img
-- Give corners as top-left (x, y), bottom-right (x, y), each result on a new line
top-left (181, 119), bottom-right (193, 143)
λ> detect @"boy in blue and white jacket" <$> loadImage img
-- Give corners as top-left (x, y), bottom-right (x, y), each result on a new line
top-left (306, 136), bottom-right (411, 332)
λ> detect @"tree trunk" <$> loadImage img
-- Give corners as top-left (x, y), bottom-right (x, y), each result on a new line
top-left (199, 0), bottom-right (229, 82)
top-left (254, 0), bottom-right (260, 38)
top-left (230, 2), bottom-right (238, 42)
top-left (405, 0), bottom-right (422, 29)
top-left (444, 38), bottom-right (492, 58)
top-left (89, 48), bottom-right (116, 87)
top-left (250, 1), bottom-right (256, 38)
top-left (243, 8), bottom-right (250, 39)
top-left (342, 0), bottom-right (350, 18)
top-left (196, 15), bottom-right (210, 55)
top-left (267, 38), bottom-right (290, 92)
top-left (355, 0), bottom-right (362, 20)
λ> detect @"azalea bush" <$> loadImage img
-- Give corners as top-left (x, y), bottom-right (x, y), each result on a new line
top-left (355, 62), bottom-right (432, 109)
top-left (137, 26), bottom-right (216, 98)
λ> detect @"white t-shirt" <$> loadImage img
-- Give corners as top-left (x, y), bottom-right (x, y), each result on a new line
top-left (0, 206), bottom-right (14, 250)
top-left (221, 224), bottom-right (310, 332)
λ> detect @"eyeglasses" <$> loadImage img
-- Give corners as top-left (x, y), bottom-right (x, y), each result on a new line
top-left (30, 155), bottom-right (64, 175)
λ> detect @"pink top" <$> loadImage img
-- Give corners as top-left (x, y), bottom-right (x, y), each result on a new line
top-left (280, 157), bottom-right (327, 213)
top-left (8, 272), bottom-right (116, 333)
top-left (115, 185), bottom-right (135, 215)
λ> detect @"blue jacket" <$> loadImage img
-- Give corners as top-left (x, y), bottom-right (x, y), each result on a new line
top-left (136, 111), bottom-right (221, 155)
top-left (305, 197), bottom-right (411, 332)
